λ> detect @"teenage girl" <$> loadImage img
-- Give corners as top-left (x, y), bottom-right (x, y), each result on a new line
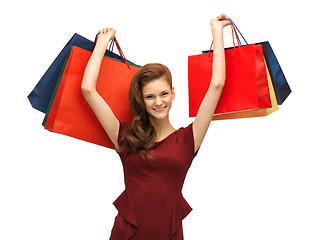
top-left (81, 14), bottom-right (231, 240)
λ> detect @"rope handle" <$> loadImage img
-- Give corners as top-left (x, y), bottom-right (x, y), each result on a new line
top-left (221, 18), bottom-right (248, 45)
top-left (114, 38), bottom-right (130, 69)
top-left (208, 21), bottom-right (240, 57)
top-left (95, 34), bottom-right (131, 70)
top-left (208, 18), bottom-right (248, 57)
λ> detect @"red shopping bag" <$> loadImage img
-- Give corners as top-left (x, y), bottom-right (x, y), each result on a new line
top-left (44, 40), bottom-right (140, 149)
top-left (188, 26), bottom-right (272, 117)
top-left (212, 57), bottom-right (278, 120)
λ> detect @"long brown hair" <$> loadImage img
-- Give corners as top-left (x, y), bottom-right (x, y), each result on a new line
top-left (117, 63), bottom-right (172, 161)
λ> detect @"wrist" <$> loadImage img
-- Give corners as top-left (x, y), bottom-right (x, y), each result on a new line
top-left (96, 35), bottom-right (111, 45)
top-left (211, 24), bottom-right (224, 32)
top-left (94, 36), bottom-right (110, 52)
top-left (212, 26), bottom-right (224, 40)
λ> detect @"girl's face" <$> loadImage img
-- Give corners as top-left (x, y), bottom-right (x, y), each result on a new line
top-left (141, 77), bottom-right (175, 121)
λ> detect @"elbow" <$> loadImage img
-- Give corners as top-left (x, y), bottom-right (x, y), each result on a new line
top-left (81, 76), bottom-right (96, 95)
top-left (210, 77), bottom-right (225, 89)
top-left (81, 84), bottom-right (95, 96)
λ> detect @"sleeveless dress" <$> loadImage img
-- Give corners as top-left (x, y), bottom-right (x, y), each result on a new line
top-left (109, 121), bottom-right (197, 240)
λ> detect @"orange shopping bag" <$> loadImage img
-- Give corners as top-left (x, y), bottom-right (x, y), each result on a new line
top-left (44, 39), bottom-right (140, 149)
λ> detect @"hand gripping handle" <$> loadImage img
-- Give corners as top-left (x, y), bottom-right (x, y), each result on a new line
top-left (208, 18), bottom-right (249, 57)
top-left (95, 34), bottom-right (131, 70)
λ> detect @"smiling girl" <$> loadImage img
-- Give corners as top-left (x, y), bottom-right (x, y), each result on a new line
top-left (81, 14), bottom-right (230, 240)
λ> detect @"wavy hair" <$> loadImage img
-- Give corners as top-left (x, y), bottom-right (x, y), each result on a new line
top-left (117, 63), bottom-right (172, 162)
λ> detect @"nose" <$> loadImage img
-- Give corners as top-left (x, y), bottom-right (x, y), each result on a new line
top-left (155, 96), bottom-right (163, 106)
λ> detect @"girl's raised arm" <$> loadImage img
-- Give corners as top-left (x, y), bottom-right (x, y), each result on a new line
top-left (192, 14), bottom-right (231, 153)
top-left (81, 28), bottom-right (120, 148)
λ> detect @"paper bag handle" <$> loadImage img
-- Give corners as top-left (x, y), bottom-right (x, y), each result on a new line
top-left (113, 38), bottom-right (130, 69)
top-left (221, 18), bottom-right (248, 45)
top-left (95, 34), bottom-right (131, 70)
top-left (208, 18), bottom-right (249, 57)
top-left (208, 22), bottom-right (240, 57)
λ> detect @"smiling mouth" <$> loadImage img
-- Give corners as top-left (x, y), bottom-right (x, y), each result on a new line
top-left (153, 106), bottom-right (166, 112)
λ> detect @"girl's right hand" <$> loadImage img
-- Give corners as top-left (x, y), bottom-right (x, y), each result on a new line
top-left (96, 27), bottom-right (116, 42)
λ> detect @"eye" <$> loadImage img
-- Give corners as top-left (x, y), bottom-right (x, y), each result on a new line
top-left (145, 95), bottom-right (153, 99)
top-left (161, 92), bottom-right (169, 96)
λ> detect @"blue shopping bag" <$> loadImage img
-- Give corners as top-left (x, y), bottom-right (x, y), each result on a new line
top-left (257, 41), bottom-right (291, 105)
top-left (28, 33), bottom-right (136, 113)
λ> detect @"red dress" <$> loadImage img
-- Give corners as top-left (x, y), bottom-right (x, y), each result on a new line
top-left (109, 122), bottom-right (197, 240)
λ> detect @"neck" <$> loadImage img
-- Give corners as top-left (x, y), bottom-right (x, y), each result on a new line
top-left (149, 116), bottom-right (175, 138)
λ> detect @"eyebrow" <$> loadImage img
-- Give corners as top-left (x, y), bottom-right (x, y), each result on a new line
top-left (161, 89), bottom-right (170, 93)
top-left (144, 90), bottom-right (170, 96)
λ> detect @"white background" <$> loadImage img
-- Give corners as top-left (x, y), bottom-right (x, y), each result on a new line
top-left (1, 0), bottom-right (314, 239)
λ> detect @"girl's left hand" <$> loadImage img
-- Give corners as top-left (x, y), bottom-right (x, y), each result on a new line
top-left (210, 14), bottom-right (231, 29)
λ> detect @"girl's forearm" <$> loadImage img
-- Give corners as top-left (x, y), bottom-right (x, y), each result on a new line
top-left (210, 26), bottom-right (226, 87)
top-left (81, 37), bottom-right (111, 91)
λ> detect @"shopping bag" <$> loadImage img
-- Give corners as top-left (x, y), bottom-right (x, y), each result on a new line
top-left (258, 41), bottom-right (291, 105)
top-left (43, 39), bottom-right (140, 149)
top-left (188, 23), bottom-right (272, 117)
top-left (28, 33), bottom-right (137, 113)
top-left (212, 57), bottom-right (278, 120)
top-left (202, 21), bottom-right (291, 105)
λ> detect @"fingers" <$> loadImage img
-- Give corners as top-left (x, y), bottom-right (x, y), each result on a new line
top-left (103, 27), bottom-right (110, 33)
top-left (211, 14), bottom-right (232, 29)
top-left (97, 27), bottom-right (116, 42)
top-left (217, 14), bottom-right (230, 21)
top-left (98, 28), bottom-right (116, 39)
top-left (99, 27), bottom-right (115, 34)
